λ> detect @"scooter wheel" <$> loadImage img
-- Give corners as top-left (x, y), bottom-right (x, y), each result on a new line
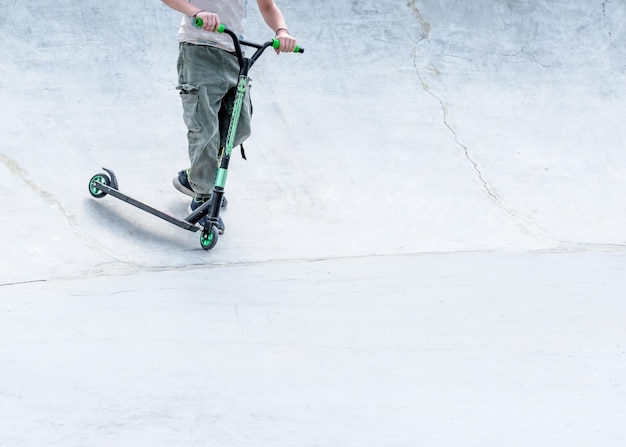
top-left (89, 173), bottom-right (111, 198)
top-left (200, 225), bottom-right (219, 250)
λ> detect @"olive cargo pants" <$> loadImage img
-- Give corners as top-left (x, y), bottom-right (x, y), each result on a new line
top-left (177, 42), bottom-right (252, 198)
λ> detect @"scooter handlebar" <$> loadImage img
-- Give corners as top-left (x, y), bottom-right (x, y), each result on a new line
top-left (193, 18), bottom-right (304, 53)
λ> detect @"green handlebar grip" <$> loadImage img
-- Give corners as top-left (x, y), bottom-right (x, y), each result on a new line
top-left (193, 18), bottom-right (225, 33)
top-left (272, 39), bottom-right (304, 53)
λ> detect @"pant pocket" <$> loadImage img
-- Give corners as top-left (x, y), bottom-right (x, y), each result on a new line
top-left (177, 83), bottom-right (202, 133)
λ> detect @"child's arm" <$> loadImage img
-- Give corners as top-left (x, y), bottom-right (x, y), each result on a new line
top-left (256, 0), bottom-right (297, 53)
top-left (160, 0), bottom-right (221, 31)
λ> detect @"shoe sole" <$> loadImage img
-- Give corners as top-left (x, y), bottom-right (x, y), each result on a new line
top-left (173, 175), bottom-right (227, 208)
top-left (175, 176), bottom-right (229, 210)
top-left (173, 175), bottom-right (195, 197)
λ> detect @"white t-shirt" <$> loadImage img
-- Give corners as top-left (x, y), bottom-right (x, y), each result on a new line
top-left (177, 0), bottom-right (247, 52)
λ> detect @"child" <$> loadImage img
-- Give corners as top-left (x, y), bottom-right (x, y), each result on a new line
top-left (161, 0), bottom-right (297, 232)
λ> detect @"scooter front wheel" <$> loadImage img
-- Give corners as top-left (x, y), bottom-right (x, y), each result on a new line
top-left (200, 225), bottom-right (219, 250)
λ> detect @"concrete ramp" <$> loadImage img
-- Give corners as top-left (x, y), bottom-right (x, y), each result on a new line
top-left (2, 0), bottom-right (625, 283)
top-left (2, 2), bottom-right (626, 445)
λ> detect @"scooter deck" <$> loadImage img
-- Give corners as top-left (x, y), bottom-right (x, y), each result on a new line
top-left (92, 180), bottom-right (200, 232)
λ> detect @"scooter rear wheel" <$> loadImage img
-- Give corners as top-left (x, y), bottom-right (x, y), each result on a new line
top-left (89, 173), bottom-right (111, 198)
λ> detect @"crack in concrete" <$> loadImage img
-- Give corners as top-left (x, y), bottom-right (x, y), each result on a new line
top-left (406, 0), bottom-right (431, 40)
top-left (407, 6), bottom-right (564, 244)
top-left (0, 153), bottom-right (118, 261)
top-left (410, 46), bottom-right (503, 206)
top-left (601, 0), bottom-right (625, 59)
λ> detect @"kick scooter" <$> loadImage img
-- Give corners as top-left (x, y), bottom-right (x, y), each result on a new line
top-left (88, 24), bottom-right (303, 250)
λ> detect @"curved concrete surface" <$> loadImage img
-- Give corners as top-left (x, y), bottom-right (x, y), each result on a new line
top-left (1, 1), bottom-right (625, 445)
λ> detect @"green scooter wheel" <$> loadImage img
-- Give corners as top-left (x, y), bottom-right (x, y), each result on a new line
top-left (200, 226), bottom-right (219, 250)
top-left (89, 173), bottom-right (111, 198)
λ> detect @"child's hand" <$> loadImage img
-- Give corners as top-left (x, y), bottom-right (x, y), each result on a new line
top-left (274, 29), bottom-right (296, 54)
top-left (196, 11), bottom-right (221, 32)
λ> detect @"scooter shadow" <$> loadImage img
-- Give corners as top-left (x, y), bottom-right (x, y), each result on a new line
top-left (84, 198), bottom-right (198, 250)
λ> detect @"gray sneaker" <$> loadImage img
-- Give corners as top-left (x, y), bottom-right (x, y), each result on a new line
top-left (174, 169), bottom-right (229, 208)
